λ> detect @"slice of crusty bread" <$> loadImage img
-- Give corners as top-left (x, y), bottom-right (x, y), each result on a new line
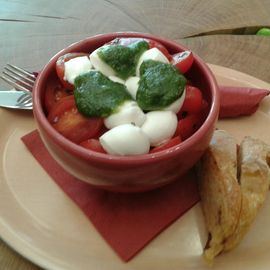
top-left (198, 130), bottom-right (241, 262)
top-left (199, 130), bottom-right (270, 263)
top-left (224, 136), bottom-right (270, 251)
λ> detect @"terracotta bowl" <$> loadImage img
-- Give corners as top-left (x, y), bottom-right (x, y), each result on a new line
top-left (33, 32), bottom-right (220, 192)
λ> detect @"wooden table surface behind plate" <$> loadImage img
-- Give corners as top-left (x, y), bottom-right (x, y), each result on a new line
top-left (1, 0), bottom-right (270, 269)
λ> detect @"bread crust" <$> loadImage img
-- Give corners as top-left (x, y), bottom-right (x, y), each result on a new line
top-left (224, 136), bottom-right (270, 251)
top-left (199, 131), bottom-right (270, 262)
top-left (198, 130), bottom-right (241, 262)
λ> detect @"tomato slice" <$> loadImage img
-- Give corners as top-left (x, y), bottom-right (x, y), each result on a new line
top-left (92, 124), bottom-right (109, 139)
top-left (47, 95), bottom-right (75, 123)
top-left (80, 139), bottom-right (106, 153)
top-left (175, 114), bottom-right (202, 141)
top-left (44, 76), bottom-right (71, 114)
top-left (172, 51), bottom-right (194, 74)
top-left (179, 85), bottom-right (203, 114)
top-left (56, 52), bottom-right (89, 90)
top-left (175, 96), bottom-right (209, 141)
top-left (150, 136), bottom-right (182, 153)
top-left (47, 96), bottom-right (104, 144)
top-left (107, 37), bottom-right (172, 60)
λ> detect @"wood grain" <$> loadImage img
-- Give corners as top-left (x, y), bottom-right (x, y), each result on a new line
top-left (0, 240), bottom-right (40, 270)
top-left (1, 0), bottom-right (270, 38)
top-left (1, 0), bottom-right (270, 82)
top-left (179, 35), bottom-right (270, 83)
top-left (1, 0), bottom-right (270, 269)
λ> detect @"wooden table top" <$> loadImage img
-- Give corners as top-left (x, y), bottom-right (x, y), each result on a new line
top-left (1, 0), bottom-right (270, 269)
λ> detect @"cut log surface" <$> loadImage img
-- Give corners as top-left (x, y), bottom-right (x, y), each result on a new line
top-left (179, 35), bottom-right (270, 83)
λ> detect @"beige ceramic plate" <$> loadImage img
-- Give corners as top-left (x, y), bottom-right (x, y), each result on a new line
top-left (0, 64), bottom-right (270, 270)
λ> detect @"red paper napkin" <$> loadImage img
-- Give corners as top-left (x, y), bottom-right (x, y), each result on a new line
top-left (219, 86), bottom-right (270, 118)
top-left (22, 130), bottom-right (200, 261)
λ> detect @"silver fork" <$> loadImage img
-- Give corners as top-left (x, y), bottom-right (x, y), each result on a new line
top-left (0, 64), bottom-right (36, 109)
top-left (15, 90), bottom-right (33, 109)
top-left (1, 64), bottom-right (36, 92)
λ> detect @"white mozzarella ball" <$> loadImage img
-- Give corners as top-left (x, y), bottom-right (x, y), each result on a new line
top-left (104, 101), bottom-right (146, 129)
top-left (136, 47), bottom-right (169, 76)
top-left (100, 124), bottom-right (150, 155)
top-left (125, 76), bottom-right (140, 99)
top-left (64, 56), bottom-right (92, 84)
top-left (89, 48), bottom-right (115, 77)
top-left (163, 88), bottom-right (186, 113)
top-left (141, 111), bottom-right (178, 146)
top-left (108, 76), bottom-right (125, 84)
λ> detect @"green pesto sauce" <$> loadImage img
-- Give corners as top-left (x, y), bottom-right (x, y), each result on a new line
top-left (74, 71), bottom-right (132, 117)
top-left (97, 40), bottom-right (149, 80)
top-left (137, 60), bottom-right (186, 111)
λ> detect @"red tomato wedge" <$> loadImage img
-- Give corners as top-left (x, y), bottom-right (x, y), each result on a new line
top-left (172, 51), bottom-right (194, 74)
top-left (44, 76), bottom-right (71, 114)
top-left (150, 136), bottom-right (182, 153)
top-left (180, 85), bottom-right (203, 114)
top-left (174, 114), bottom-right (202, 141)
top-left (175, 98), bottom-right (209, 141)
top-left (47, 95), bottom-right (75, 123)
top-left (92, 124), bottom-right (109, 139)
top-left (107, 37), bottom-right (172, 60)
top-left (56, 52), bottom-right (89, 90)
top-left (47, 96), bottom-right (103, 144)
top-left (80, 139), bottom-right (106, 153)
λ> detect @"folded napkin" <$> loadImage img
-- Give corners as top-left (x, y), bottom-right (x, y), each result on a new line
top-left (219, 86), bottom-right (270, 118)
top-left (21, 85), bottom-right (269, 261)
top-left (22, 130), bottom-right (199, 261)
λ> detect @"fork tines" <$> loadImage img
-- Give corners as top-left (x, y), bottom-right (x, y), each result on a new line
top-left (1, 64), bottom-right (36, 92)
top-left (16, 91), bottom-right (33, 108)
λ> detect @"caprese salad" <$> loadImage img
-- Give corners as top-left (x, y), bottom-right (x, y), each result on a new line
top-left (45, 37), bottom-right (209, 155)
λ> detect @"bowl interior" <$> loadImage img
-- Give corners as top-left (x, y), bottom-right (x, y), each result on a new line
top-left (33, 32), bottom-right (219, 165)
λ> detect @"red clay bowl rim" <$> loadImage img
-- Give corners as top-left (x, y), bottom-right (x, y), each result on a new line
top-left (33, 32), bottom-right (220, 166)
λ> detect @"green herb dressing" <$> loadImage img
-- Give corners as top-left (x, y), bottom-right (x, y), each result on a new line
top-left (136, 60), bottom-right (186, 111)
top-left (74, 42), bottom-right (187, 118)
top-left (97, 40), bottom-right (149, 79)
top-left (74, 71), bottom-right (132, 117)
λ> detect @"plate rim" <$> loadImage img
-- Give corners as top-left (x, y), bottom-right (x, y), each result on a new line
top-left (0, 64), bottom-right (270, 270)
